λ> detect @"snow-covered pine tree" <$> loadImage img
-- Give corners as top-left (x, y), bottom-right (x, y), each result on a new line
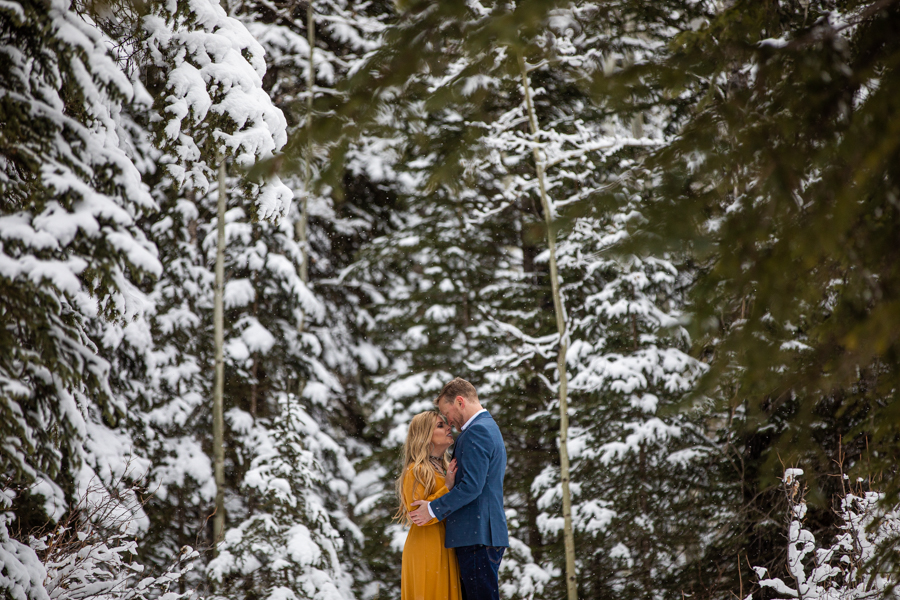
top-left (119, 0), bottom-right (299, 580)
top-left (135, 0), bottom-right (396, 595)
top-left (141, 0), bottom-right (293, 545)
top-left (545, 204), bottom-right (710, 600)
top-left (224, 2), bottom-right (399, 597)
top-left (136, 172), bottom-right (219, 578)
top-left (0, 1), bottom-right (185, 597)
top-left (0, 0), bottom-right (161, 534)
top-left (207, 392), bottom-right (356, 600)
top-left (230, 0), bottom-right (394, 440)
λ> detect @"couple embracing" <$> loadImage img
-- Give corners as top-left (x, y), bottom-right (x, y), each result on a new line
top-left (396, 378), bottom-right (508, 600)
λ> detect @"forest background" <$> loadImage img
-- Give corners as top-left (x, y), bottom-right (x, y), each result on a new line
top-left (3, 0), bottom-right (900, 599)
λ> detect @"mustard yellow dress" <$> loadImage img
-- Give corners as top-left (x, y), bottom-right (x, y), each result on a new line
top-left (401, 466), bottom-right (462, 600)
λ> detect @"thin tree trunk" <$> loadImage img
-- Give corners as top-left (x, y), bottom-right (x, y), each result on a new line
top-left (250, 271), bottom-right (259, 418)
top-left (250, 354), bottom-right (258, 418)
top-left (295, 0), bottom-right (313, 287)
top-left (292, 0), bottom-right (314, 400)
top-left (518, 52), bottom-right (578, 600)
top-left (212, 159), bottom-right (227, 547)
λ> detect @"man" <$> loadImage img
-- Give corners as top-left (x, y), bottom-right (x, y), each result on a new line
top-left (409, 377), bottom-right (509, 600)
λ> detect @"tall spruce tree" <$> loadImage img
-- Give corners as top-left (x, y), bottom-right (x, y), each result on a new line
top-left (0, 1), bottom-right (174, 597)
top-left (127, 0), bottom-right (300, 579)
top-left (0, 0), bottom-right (161, 530)
top-left (548, 206), bottom-right (710, 600)
top-left (230, 2), bottom-right (400, 597)
top-left (207, 392), bottom-right (355, 600)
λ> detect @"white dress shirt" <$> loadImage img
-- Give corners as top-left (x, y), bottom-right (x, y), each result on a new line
top-left (460, 408), bottom-right (487, 431)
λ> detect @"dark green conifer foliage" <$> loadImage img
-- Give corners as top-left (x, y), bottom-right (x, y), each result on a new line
top-left (588, 0), bottom-right (900, 590)
top-left (137, 183), bottom-right (219, 570)
top-left (0, 0), bottom-right (159, 511)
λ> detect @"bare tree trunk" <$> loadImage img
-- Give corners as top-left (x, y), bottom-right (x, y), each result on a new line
top-left (250, 354), bottom-right (258, 418)
top-left (291, 1), bottom-right (314, 400)
top-left (518, 52), bottom-right (578, 600)
top-left (212, 159), bottom-right (227, 547)
top-left (250, 269), bottom-right (259, 418)
top-left (295, 0), bottom-right (313, 288)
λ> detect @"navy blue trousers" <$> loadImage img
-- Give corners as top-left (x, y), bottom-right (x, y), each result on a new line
top-left (455, 545), bottom-right (505, 600)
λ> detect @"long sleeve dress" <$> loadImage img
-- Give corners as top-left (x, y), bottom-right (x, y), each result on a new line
top-left (401, 466), bottom-right (462, 600)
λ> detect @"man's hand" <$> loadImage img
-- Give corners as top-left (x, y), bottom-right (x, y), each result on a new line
top-left (409, 500), bottom-right (432, 526)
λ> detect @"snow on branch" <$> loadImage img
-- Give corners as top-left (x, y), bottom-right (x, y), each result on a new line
top-left (1, 476), bottom-right (200, 600)
top-left (146, 0), bottom-right (292, 220)
top-left (752, 469), bottom-right (899, 600)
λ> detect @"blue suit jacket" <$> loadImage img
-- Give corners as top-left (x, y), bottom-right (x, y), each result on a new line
top-left (430, 411), bottom-right (508, 548)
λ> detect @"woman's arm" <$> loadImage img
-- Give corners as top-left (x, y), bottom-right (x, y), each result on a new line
top-left (403, 467), bottom-right (447, 527)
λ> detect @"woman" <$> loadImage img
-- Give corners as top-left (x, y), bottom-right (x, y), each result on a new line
top-left (396, 410), bottom-right (461, 600)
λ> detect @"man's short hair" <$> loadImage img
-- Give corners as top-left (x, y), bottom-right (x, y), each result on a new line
top-left (435, 377), bottom-right (478, 406)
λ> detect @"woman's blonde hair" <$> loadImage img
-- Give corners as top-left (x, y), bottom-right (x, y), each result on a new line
top-left (394, 410), bottom-right (450, 526)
